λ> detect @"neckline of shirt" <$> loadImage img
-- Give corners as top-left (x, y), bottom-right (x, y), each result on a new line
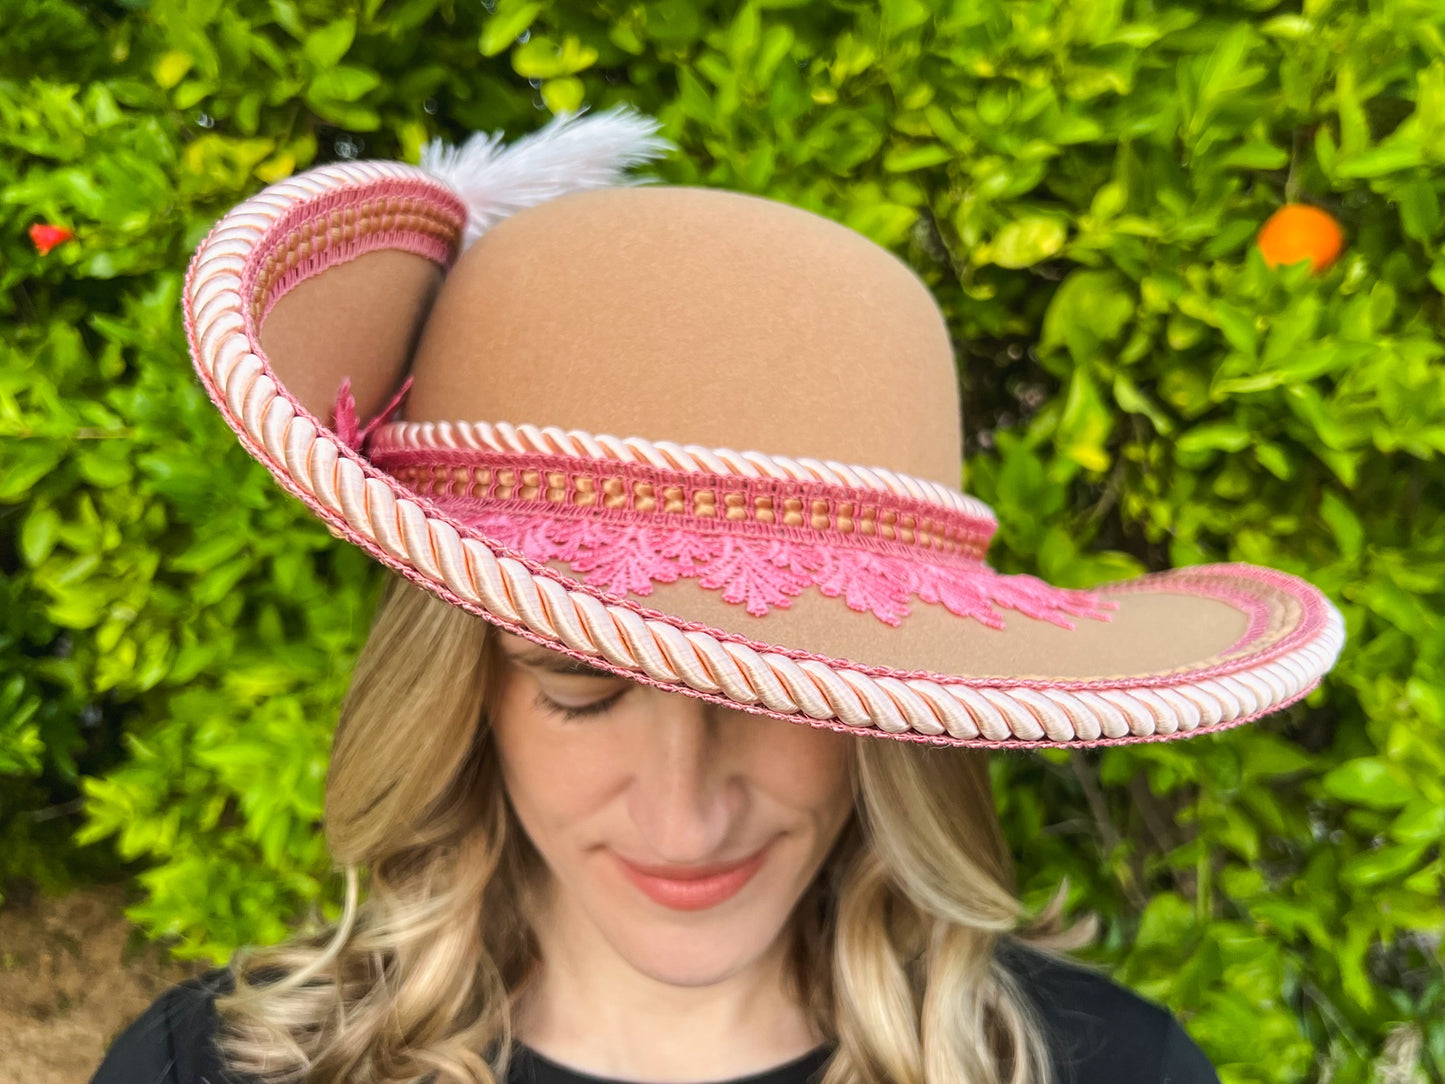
top-left (512, 1040), bottom-right (835, 1084)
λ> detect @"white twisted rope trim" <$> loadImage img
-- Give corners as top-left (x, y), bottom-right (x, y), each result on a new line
top-left (370, 421), bottom-right (994, 522)
top-left (185, 159), bottom-right (1348, 746)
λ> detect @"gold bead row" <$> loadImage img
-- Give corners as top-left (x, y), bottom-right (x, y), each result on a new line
top-left (251, 196), bottom-right (458, 323)
top-left (393, 464), bottom-right (982, 555)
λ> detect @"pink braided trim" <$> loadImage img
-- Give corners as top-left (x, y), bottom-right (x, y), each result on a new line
top-left (761, 663), bottom-right (1332, 750)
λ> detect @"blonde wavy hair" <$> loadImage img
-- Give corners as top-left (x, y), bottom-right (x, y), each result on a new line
top-left (215, 574), bottom-right (1096, 1084)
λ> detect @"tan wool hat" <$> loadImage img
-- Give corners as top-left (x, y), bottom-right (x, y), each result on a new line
top-left (183, 105), bottom-right (1346, 748)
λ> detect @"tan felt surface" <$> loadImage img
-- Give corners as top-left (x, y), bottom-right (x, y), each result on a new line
top-left (538, 560), bottom-right (1257, 680)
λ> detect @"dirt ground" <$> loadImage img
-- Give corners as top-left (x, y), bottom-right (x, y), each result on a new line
top-left (0, 883), bottom-right (203, 1084)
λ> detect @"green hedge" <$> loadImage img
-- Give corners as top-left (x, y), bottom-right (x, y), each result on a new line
top-left (3, 0), bottom-right (1443, 1079)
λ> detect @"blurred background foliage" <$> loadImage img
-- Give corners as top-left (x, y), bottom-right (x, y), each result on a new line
top-left (2, 0), bottom-right (1443, 1079)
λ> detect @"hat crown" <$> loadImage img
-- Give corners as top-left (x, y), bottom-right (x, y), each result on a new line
top-left (401, 185), bottom-right (964, 490)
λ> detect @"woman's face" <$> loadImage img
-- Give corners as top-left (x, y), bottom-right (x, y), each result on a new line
top-left (490, 631), bottom-right (857, 988)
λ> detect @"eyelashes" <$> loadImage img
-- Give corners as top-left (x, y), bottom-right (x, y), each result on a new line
top-left (533, 686), bottom-right (629, 721)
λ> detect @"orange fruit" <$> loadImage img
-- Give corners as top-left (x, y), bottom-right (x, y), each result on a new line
top-left (1256, 204), bottom-right (1344, 274)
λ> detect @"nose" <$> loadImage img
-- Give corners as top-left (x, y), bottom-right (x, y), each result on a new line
top-left (627, 692), bottom-right (742, 862)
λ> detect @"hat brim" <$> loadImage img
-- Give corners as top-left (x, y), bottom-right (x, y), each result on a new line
top-left (184, 162), bottom-right (1345, 748)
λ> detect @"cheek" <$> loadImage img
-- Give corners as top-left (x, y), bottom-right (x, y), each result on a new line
top-left (752, 720), bottom-right (855, 816)
top-left (490, 674), bottom-right (628, 835)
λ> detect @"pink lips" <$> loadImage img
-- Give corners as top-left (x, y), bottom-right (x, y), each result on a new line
top-left (616, 845), bottom-right (771, 911)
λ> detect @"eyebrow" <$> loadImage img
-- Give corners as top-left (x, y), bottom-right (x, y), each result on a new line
top-left (501, 646), bottom-right (618, 678)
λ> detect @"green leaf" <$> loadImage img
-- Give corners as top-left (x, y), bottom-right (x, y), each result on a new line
top-left (879, 0), bottom-right (931, 37)
top-left (1136, 892), bottom-right (1196, 951)
top-left (1214, 303), bottom-right (1258, 358)
top-left (1112, 373), bottom-right (1173, 434)
top-left (675, 67), bottom-right (714, 121)
top-left (1175, 421), bottom-right (1251, 456)
top-left (725, 1), bottom-right (760, 61)
top-left (1220, 141), bottom-right (1289, 170)
top-left (78, 444), bottom-right (135, 488)
top-left (1040, 270), bottom-right (1135, 367)
top-left (0, 443), bottom-right (66, 503)
top-left (881, 142), bottom-right (953, 171)
top-left (1260, 14), bottom-right (1314, 40)
top-left (1253, 440), bottom-right (1293, 480)
top-left (640, 0), bottom-right (702, 48)
top-left (1388, 801), bottom-right (1445, 845)
top-left (1239, 731), bottom-right (1313, 779)
top-left (20, 504), bottom-right (61, 566)
top-left (1335, 140), bottom-right (1426, 179)
top-left (1335, 63), bottom-right (1368, 156)
top-left (1055, 368), bottom-right (1113, 472)
top-left (511, 34), bottom-right (599, 79)
top-left (303, 17), bottom-right (356, 68)
top-left (479, 0), bottom-right (543, 56)
top-left (1320, 758), bottom-right (1414, 810)
top-left (988, 217), bottom-right (1068, 269)
top-left (1314, 124), bottom-right (1337, 176)
top-left (541, 77), bottom-right (585, 113)
top-left (308, 65), bottom-right (381, 104)
top-left (1318, 489), bottom-right (1363, 560)
top-left (1395, 177), bottom-right (1440, 241)
top-left (1342, 842), bottom-right (1428, 888)
top-left (152, 50), bottom-right (194, 89)
top-left (169, 531), bottom-right (249, 572)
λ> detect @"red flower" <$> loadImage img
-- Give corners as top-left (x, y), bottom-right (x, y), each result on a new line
top-left (29, 223), bottom-right (75, 256)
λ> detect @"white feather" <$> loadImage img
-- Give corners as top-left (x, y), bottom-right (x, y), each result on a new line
top-left (418, 103), bottom-right (675, 252)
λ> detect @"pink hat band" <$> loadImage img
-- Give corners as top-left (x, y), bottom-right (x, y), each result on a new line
top-left (344, 382), bottom-right (1119, 633)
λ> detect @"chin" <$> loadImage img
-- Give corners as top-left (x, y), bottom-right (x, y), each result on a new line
top-left (588, 857), bottom-right (802, 987)
top-left (603, 907), bottom-right (792, 988)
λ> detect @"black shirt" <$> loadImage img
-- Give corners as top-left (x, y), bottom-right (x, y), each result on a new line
top-left (90, 943), bottom-right (1218, 1083)
top-left (513, 1045), bottom-right (834, 1084)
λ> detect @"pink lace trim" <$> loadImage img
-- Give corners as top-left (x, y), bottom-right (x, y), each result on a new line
top-left (439, 506), bottom-right (1117, 630)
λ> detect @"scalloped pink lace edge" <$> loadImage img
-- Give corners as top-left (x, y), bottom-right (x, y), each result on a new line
top-left (438, 506), bottom-right (1116, 630)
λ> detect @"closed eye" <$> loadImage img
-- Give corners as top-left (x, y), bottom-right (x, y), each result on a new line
top-left (534, 686), bottom-right (629, 720)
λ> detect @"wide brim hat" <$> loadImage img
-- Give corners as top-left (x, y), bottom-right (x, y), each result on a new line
top-left (182, 106), bottom-right (1345, 749)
